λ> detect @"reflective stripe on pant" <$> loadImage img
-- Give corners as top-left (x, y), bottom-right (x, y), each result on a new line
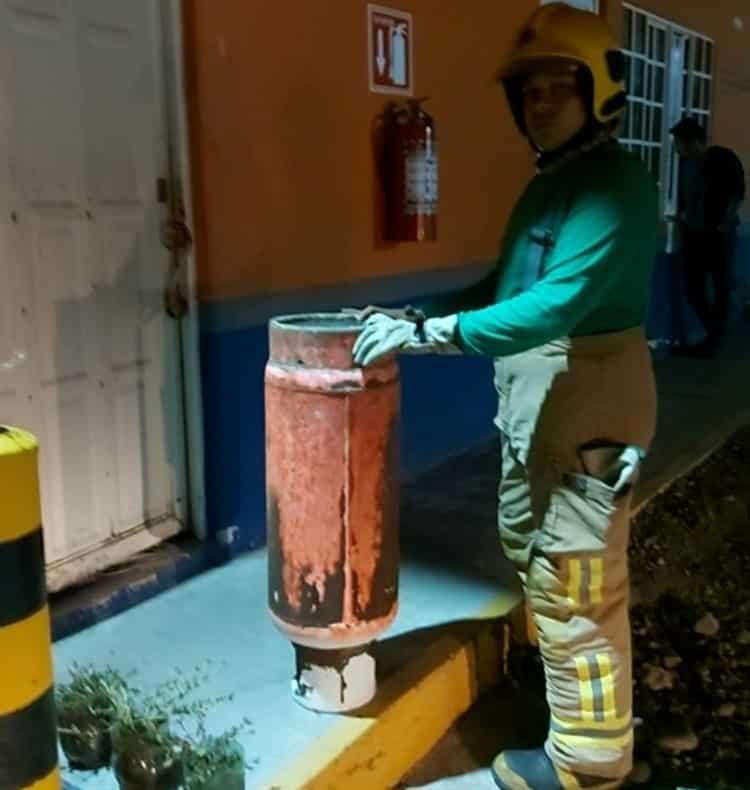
top-left (495, 328), bottom-right (657, 781)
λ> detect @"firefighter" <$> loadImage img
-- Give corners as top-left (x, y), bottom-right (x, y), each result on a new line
top-left (351, 4), bottom-right (658, 788)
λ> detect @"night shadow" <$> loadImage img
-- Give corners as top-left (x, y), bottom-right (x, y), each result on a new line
top-left (397, 681), bottom-right (549, 787)
top-left (399, 439), bottom-right (522, 588)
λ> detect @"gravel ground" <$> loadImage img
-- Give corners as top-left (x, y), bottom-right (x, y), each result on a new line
top-left (626, 425), bottom-right (750, 789)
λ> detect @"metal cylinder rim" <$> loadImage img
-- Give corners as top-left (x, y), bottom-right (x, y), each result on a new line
top-left (269, 312), bottom-right (364, 334)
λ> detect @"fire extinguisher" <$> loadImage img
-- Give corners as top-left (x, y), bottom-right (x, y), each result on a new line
top-left (384, 98), bottom-right (438, 242)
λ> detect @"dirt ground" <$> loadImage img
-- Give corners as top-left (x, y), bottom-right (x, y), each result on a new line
top-left (625, 424), bottom-right (750, 788)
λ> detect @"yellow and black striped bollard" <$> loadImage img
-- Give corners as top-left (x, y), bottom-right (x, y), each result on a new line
top-left (0, 427), bottom-right (60, 789)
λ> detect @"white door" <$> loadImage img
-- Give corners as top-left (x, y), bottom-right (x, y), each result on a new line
top-left (0, 0), bottom-right (187, 589)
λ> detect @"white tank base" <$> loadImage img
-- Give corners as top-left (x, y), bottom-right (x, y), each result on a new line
top-left (292, 643), bottom-right (376, 713)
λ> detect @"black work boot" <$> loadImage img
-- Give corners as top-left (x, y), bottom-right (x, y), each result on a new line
top-left (491, 748), bottom-right (623, 790)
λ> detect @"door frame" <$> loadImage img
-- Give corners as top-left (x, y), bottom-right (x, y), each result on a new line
top-left (159, 0), bottom-right (207, 539)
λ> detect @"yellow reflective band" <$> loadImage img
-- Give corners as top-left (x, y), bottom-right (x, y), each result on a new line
top-left (0, 607), bottom-right (54, 716)
top-left (589, 558), bottom-right (603, 605)
top-left (555, 768), bottom-right (621, 790)
top-left (551, 728), bottom-right (634, 751)
top-left (552, 712), bottom-right (632, 733)
top-left (567, 559), bottom-right (582, 608)
top-left (556, 767), bottom-right (582, 790)
top-left (574, 656), bottom-right (595, 722)
top-left (596, 653), bottom-right (617, 720)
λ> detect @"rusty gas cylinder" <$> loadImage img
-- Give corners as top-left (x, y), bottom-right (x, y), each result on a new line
top-left (265, 313), bottom-right (400, 712)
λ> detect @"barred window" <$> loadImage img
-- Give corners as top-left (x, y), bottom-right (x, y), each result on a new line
top-left (621, 4), bottom-right (714, 216)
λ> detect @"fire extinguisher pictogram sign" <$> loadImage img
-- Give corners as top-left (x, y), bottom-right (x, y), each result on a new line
top-left (368, 5), bottom-right (413, 96)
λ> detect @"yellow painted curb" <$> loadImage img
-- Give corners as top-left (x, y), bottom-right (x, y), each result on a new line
top-left (262, 594), bottom-right (512, 790)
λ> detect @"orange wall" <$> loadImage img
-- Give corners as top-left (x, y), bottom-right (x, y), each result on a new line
top-left (183, 0), bottom-right (537, 302)
top-left (185, 1), bottom-right (750, 303)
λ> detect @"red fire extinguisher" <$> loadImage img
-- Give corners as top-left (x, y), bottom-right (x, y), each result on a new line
top-left (384, 98), bottom-right (438, 242)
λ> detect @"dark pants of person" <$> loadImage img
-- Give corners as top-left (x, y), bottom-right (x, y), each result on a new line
top-left (682, 227), bottom-right (736, 348)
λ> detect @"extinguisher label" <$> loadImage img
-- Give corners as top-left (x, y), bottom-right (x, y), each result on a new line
top-left (405, 147), bottom-right (438, 215)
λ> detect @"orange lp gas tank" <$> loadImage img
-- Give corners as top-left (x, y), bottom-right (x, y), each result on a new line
top-left (265, 313), bottom-right (399, 711)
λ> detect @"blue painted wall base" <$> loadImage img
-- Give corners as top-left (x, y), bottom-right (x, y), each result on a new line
top-left (50, 537), bottom-right (247, 642)
top-left (200, 306), bottom-right (497, 552)
top-left (646, 226), bottom-right (750, 346)
top-left (199, 225), bottom-right (750, 553)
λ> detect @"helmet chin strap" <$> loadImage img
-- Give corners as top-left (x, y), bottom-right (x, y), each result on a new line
top-left (535, 120), bottom-right (617, 173)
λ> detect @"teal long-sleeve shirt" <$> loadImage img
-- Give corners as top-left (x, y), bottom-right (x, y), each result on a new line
top-left (423, 145), bottom-right (660, 357)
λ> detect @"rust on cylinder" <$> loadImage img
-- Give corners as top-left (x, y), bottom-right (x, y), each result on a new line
top-left (265, 313), bottom-right (399, 650)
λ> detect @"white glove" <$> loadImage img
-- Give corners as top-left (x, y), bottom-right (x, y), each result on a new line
top-left (352, 314), bottom-right (460, 367)
top-left (611, 445), bottom-right (644, 494)
top-left (578, 443), bottom-right (645, 496)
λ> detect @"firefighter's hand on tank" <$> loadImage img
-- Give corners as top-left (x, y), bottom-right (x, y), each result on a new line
top-left (352, 314), bottom-right (459, 366)
top-left (341, 305), bottom-right (424, 323)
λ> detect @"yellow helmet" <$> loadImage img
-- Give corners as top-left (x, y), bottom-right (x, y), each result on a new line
top-left (499, 3), bottom-right (627, 135)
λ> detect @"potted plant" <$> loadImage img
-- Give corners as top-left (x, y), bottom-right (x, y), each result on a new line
top-left (110, 696), bottom-right (185, 790)
top-left (56, 664), bottom-right (131, 771)
top-left (182, 728), bottom-right (249, 790)
top-left (176, 673), bottom-right (253, 789)
top-left (110, 664), bottom-right (234, 790)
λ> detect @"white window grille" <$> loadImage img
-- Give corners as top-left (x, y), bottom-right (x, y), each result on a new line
top-left (681, 34), bottom-right (713, 128)
top-left (621, 4), bottom-right (714, 218)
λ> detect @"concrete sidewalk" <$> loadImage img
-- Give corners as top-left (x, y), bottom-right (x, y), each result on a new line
top-left (55, 555), bottom-right (518, 789)
top-left (56, 322), bottom-right (750, 790)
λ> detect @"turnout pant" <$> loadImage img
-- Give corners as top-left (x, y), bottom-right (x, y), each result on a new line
top-left (495, 328), bottom-right (657, 781)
